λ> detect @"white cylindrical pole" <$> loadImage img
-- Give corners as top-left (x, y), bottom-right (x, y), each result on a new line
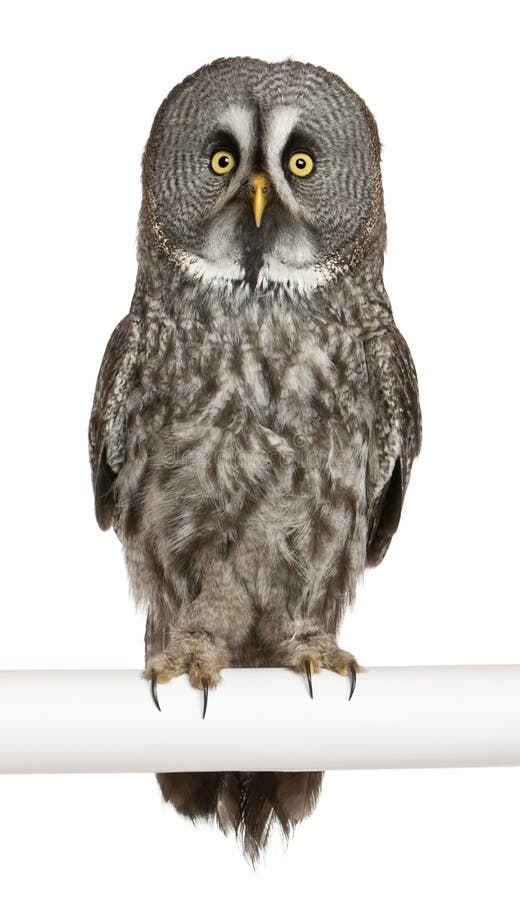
top-left (0, 666), bottom-right (519, 774)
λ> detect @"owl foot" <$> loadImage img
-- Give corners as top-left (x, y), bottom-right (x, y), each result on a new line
top-left (277, 628), bottom-right (360, 701)
top-left (143, 627), bottom-right (230, 718)
top-left (302, 656), bottom-right (357, 700)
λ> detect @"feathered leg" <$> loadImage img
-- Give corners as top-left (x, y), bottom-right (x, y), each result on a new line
top-left (143, 559), bottom-right (254, 716)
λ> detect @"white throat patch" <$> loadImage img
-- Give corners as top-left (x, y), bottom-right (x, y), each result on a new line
top-left (179, 251), bottom-right (331, 296)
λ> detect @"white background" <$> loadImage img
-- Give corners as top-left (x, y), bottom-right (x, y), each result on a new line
top-left (0, 0), bottom-right (518, 896)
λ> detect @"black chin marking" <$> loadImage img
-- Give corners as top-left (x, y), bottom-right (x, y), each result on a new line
top-left (238, 205), bottom-right (282, 289)
top-left (242, 232), bottom-right (264, 288)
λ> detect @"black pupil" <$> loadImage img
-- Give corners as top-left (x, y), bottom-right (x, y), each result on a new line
top-left (295, 157), bottom-right (306, 169)
top-left (218, 155), bottom-right (230, 169)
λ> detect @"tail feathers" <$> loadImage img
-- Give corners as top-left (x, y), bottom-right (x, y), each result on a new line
top-left (156, 771), bottom-right (323, 864)
top-left (237, 772), bottom-right (323, 863)
top-left (156, 772), bottom-right (223, 819)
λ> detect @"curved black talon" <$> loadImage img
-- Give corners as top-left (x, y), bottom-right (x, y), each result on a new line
top-left (202, 678), bottom-right (209, 719)
top-left (348, 664), bottom-right (357, 701)
top-left (151, 673), bottom-right (161, 712)
top-left (304, 659), bottom-right (314, 699)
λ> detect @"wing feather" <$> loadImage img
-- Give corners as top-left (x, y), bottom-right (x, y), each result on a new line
top-left (363, 323), bottom-right (422, 565)
top-left (88, 314), bottom-right (139, 530)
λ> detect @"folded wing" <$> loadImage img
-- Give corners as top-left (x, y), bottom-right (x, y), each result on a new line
top-left (364, 323), bottom-right (422, 566)
top-left (88, 315), bottom-right (139, 530)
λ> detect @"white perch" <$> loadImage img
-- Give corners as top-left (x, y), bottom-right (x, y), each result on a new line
top-left (0, 666), bottom-right (519, 774)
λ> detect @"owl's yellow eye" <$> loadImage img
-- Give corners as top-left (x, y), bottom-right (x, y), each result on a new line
top-left (210, 149), bottom-right (236, 175)
top-left (288, 151), bottom-right (314, 177)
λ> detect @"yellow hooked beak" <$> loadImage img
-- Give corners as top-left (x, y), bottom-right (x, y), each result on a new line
top-left (250, 172), bottom-right (270, 227)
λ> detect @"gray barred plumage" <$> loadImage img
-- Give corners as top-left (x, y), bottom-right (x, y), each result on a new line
top-left (89, 57), bottom-right (421, 863)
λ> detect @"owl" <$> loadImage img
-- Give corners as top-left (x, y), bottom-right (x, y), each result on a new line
top-left (89, 57), bottom-right (421, 863)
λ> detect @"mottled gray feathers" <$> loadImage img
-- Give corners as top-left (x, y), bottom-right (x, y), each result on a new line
top-left (89, 57), bottom-right (421, 863)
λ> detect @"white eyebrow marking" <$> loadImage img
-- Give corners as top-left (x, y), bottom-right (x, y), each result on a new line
top-left (264, 106), bottom-right (300, 158)
top-left (208, 105), bottom-right (255, 215)
top-left (263, 106), bottom-right (301, 215)
top-left (219, 104), bottom-right (255, 152)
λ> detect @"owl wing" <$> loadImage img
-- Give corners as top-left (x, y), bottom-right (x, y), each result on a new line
top-left (363, 322), bottom-right (422, 566)
top-left (88, 314), bottom-right (139, 531)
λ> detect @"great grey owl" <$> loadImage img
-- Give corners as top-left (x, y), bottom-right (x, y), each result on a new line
top-left (89, 57), bottom-right (421, 862)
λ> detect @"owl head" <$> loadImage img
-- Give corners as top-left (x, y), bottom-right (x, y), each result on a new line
top-left (140, 57), bottom-right (385, 293)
